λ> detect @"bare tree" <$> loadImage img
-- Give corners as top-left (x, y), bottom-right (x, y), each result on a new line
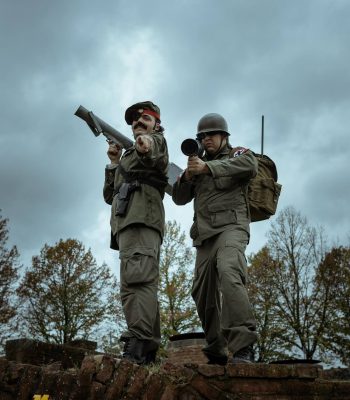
top-left (266, 206), bottom-right (329, 360)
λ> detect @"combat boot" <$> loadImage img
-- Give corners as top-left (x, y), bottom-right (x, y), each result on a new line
top-left (231, 345), bottom-right (254, 364)
top-left (144, 349), bottom-right (157, 364)
top-left (143, 340), bottom-right (159, 365)
top-left (205, 353), bottom-right (228, 365)
top-left (122, 337), bottom-right (146, 365)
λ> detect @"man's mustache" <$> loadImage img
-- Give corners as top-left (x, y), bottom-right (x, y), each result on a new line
top-left (134, 121), bottom-right (147, 130)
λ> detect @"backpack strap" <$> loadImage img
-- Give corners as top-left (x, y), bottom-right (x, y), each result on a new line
top-left (228, 146), bottom-right (251, 219)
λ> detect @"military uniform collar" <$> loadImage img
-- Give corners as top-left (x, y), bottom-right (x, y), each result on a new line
top-left (204, 146), bottom-right (231, 161)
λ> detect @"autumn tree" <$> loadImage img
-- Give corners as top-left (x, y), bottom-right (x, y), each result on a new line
top-left (247, 247), bottom-right (292, 362)
top-left (0, 211), bottom-right (20, 351)
top-left (265, 206), bottom-right (329, 360)
top-left (17, 238), bottom-right (122, 345)
top-left (315, 246), bottom-right (350, 365)
top-left (159, 220), bottom-right (200, 346)
top-left (92, 282), bottom-right (126, 354)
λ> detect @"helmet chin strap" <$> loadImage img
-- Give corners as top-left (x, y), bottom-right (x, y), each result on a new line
top-left (206, 135), bottom-right (227, 159)
top-left (219, 135), bottom-right (227, 151)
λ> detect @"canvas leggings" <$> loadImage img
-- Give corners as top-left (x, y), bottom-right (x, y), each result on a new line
top-left (118, 225), bottom-right (161, 350)
top-left (192, 228), bottom-right (257, 358)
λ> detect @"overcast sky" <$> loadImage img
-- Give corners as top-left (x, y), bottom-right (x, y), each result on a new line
top-left (1, 0), bottom-right (349, 275)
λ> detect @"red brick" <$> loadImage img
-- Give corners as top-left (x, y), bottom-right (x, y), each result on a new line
top-left (160, 385), bottom-right (176, 400)
top-left (90, 381), bottom-right (106, 399)
top-left (105, 359), bottom-right (133, 399)
top-left (142, 373), bottom-right (165, 400)
top-left (95, 355), bottom-right (116, 384)
top-left (160, 362), bottom-right (194, 382)
top-left (16, 366), bottom-right (41, 400)
top-left (124, 366), bottom-right (149, 399)
top-left (191, 375), bottom-right (223, 399)
top-left (226, 363), bottom-right (321, 380)
top-left (197, 364), bottom-right (225, 377)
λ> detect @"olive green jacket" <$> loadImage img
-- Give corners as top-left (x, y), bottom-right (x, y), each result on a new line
top-left (104, 132), bottom-right (169, 247)
top-left (172, 147), bottom-right (258, 246)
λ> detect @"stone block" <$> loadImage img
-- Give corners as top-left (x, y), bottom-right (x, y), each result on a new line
top-left (5, 338), bottom-right (99, 369)
top-left (142, 373), bottom-right (165, 400)
top-left (95, 355), bottom-right (117, 384)
top-left (89, 380), bottom-right (106, 399)
top-left (105, 359), bottom-right (133, 399)
top-left (226, 362), bottom-right (321, 380)
top-left (68, 339), bottom-right (97, 351)
top-left (124, 366), bottom-right (149, 399)
top-left (197, 364), bottom-right (225, 377)
top-left (191, 375), bottom-right (223, 399)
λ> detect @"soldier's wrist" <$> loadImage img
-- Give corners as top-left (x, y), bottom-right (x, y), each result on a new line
top-left (204, 162), bottom-right (213, 175)
top-left (182, 169), bottom-right (193, 182)
top-left (203, 164), bottom-right (210, 175)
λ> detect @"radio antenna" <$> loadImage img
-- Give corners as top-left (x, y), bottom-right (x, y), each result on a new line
top-left (261, 115), bottom-right (264, 156)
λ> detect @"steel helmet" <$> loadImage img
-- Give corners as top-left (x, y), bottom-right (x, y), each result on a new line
top-left (197, 113), bottom-right (230, 136)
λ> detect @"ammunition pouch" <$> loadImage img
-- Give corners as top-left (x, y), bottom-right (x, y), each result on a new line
top-left (115, 181), bottom-right (141, 216)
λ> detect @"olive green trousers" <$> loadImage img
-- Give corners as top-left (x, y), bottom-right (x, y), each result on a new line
top-left (118, 225), bottom-right (161, 350)
top-left (192, 228), bottom-right (257, 358)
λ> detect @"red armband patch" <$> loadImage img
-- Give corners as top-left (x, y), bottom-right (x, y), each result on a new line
top-left (232, 147), bottom-right (249, 157)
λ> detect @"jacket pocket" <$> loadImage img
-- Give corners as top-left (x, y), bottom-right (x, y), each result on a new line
top-left (208, 202), bottom-right (237, 228)
top-left (213, 176), bottom-right (233, 190)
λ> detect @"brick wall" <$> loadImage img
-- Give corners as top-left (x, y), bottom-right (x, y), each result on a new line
top-left (1, 355), bottom-right (350, 399)
top-left (166, 337), bottom-right (208, 365)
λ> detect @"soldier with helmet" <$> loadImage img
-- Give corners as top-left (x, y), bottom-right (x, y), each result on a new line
top-left (172, 113), bottom-right (258, 364)
top-left (103, 101), bottom-right (169, 365)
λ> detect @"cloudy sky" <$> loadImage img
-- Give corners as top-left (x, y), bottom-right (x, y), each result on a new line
top-left (1, 0), bottom-right (349, 275)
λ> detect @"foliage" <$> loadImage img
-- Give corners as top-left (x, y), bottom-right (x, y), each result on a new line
top-left (0, 211), bottom-right (20, 351)
top-left (92, 282), bottom-right (126, 355)
top-left (159, 220), bottom-right (200, 348)
top-left (3, 204), bottom-right (347, 367)
top-left (248, 207), bottom-right (350, 367)
top-left (17, 238), bottom-right (121, 345)
top-left (248, 247), bottom-right (292, 362)
top-left (315, 246), bottom-right (350, 365)
top-left (265, 206), bottom-right (329, 360)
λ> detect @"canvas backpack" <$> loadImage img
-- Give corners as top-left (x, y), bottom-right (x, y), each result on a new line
top-left (231, 148), bottom-right (282, 222)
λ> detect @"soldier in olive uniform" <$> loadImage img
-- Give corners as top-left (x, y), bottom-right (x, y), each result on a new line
top-left (104, 101), bottom-right (168, 365)
top-left (172, 113), bottom-right (258, 364)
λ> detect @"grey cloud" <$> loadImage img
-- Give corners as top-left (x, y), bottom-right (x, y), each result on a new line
top-left (1, 0), bottom-right (349, 268)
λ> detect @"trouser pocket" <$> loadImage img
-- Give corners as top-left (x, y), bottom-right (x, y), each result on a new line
top-left (120, 248), bottom-right (158, 285)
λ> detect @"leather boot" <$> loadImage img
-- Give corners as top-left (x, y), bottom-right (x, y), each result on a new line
top-left (231, 345), bottom-right (254, 364)
top-left (143, 340), bottom-right (159, 365)
top-left (206, 353), bottom-right (228, 365)
top-left (122, 337), bottom-right (146, 365)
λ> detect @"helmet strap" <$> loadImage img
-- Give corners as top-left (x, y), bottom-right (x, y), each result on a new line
top-left (205, 134), bottom-right (227, 159)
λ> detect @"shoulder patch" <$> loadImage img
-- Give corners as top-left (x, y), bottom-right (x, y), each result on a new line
top-left (232, 147), bottom-right (249, 157)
